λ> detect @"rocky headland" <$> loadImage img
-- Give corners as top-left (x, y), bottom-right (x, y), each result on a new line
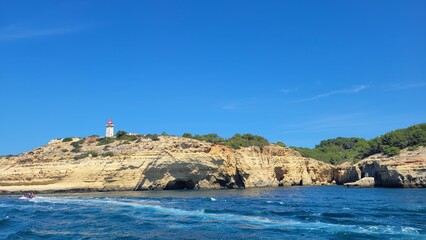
top-left (0, 136), bottom-right (424, 194)
top-left (0, 136), bottom-right (334, 194)
top-left (335, 147), bottom-right (426, 187)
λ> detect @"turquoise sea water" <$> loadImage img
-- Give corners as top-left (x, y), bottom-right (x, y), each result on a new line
top-left (0, 186), bottom-right (425, 239)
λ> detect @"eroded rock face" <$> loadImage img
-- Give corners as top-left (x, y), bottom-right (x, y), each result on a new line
top-left (335, 147), bottom-right (426, 187)
top-left (3, 136), bottom-right (422, 193)
top-left (233, 146), bottom-right (335, 187)
top-left (0, 136), bottom-right (335, 193)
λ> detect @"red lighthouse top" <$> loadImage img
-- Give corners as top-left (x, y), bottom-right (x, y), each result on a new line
top-left (106, 119), bottom-right (114, 127)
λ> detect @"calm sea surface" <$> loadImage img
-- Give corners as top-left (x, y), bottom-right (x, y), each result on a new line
top-left (0, 186), bottom-right (425, 240)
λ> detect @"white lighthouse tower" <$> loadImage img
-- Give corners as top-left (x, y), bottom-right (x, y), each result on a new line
top-left (106, 119), bottom-right (114, 137)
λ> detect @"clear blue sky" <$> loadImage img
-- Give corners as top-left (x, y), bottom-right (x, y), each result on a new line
top-left (1, 0), bottom-right (425, 155)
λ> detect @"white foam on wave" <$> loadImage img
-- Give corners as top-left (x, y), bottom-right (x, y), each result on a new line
top-left (97, 199), bottom-right (300, 228)
top-left (401, 226), bottom-right (421, 234)
top-left (28, 196), bottom-right (299, 228)
top-left (358, 225), bottom-right (421, 236)
top-left (266, 200), bottom-right (284, 205)
top-left (210, 198), bottom-right (217, 202)
top-left (27, 196), bottom-right (77, 204)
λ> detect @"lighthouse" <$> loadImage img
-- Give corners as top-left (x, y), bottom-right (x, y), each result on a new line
top-left (106, 119), bottom-right (114, 137)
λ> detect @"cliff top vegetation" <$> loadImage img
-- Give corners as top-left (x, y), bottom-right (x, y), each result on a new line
top-left (292, 123), bottom-right (426, 165)
top-left (5, 123), bottom-right (425, 166)
top-left (181, 133), bottom-right (270, 149)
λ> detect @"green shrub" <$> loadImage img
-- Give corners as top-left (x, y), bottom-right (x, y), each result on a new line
top-left (97, 137), bottom-right (116, 145)
top-left (291, 123), bottom-right (426, 164)
top-left (292, 138), bottom-right (371, 165)
top-left (224, 133), bottom-right (269, 149)
top-left (71, 147), bottom-right (81, 153)
top-left (86, 151), bottom-right (98, 157)
top-left (407, 145), bottom-right (419, 151)
top-left (120, 140), bottom-right (130, 145)
top-left (116, 130), bottom-right (128, 138)
top-left (117, 135), bottom-right (139, 142)
top-left (182, 133), bottom-right (193, 138)
top-left (74, 151), bottom-right (98, 160)
top-left (74, 152), bottom-right (89, 160)
top-left (181, 132), bottom-right (268, 149)
top-left (383, 146), bottom-right (400, 157)
top-left (102, 151), bottom-right (114, 157)
top-left (61, 149), bottom-right (69, 152)
top-left (145, 134), bottom-right (160, 141)
top-left (193, 133), bottom-right (224, 144)
top-left (62, 137), bottom-right (73, 142)
top-left (276, 141), bottom-right (286, 147)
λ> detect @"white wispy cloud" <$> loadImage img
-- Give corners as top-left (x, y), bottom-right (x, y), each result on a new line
top-left (291, 85), bottom-right (367, 103)
top-left (0, 25), bottom-right (87, 41)
top-left (220, 98), bottom-right (263, 111)
top-left (222, 103), bottom-right (238, 111)
top-left (281, 113), bottom-right (424, 136)
top-left (281, 88), bottom-right (298, 94)
top-left (383, 82), bottom-right (426, 91)
top-left (281, 113), bottom-right (368, 134)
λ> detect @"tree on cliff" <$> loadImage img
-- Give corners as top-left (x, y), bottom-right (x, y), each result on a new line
top-left (182, 132), bottom-right (269, 149)
top-left (193, 133), bottom-right (224, 144)
top-left (116, 130), bottom-right (127, 138)
top-left (182, 133), bottom-right (193, 138)
top-left (224, 134), bottom-right (269, 149)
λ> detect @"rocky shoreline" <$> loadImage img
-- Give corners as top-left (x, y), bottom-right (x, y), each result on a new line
top-left (335, 147), bottom-right (426, 188)
top-left (0, 136), bottom-right (425, 194)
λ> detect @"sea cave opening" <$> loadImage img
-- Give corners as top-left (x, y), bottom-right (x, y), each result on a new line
top-left (164, 180), bottom-right (195, 190)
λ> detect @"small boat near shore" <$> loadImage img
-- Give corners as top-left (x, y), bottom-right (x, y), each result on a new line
top-left (23, 192), bottom-right (37, 199)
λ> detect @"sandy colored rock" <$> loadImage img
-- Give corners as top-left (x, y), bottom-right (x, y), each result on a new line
top-left (2, 136), bottom-right (423, 193)
top-left (336, 147), bottom-right (426, 187)
top-left (0, 136), bottom-right (335, 193)
top-left (344, 177), bottom-right (375, 188)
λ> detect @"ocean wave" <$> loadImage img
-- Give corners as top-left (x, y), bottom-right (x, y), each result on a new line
top-left (4, 225), bottom-right (35, 239)
top-left (8, 195), bottom-right (425, 238)
top-left (0, 216), bottom-right (9, 226)
top-left (373, 206), bottom-right (426, 214)
top-left (321, 212), bottom-right (356, 218)
top-left (28, 196), bottom-right (301, 228)
top-left (358, 225), bottom-right (421, 236)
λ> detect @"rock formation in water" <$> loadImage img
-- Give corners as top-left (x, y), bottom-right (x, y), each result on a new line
top-left (344, 177), bottom-right (375, 188)
top-left (0, 136), bottom-right (335, 193)
top-left (335, 147), bottom-right (426, 187)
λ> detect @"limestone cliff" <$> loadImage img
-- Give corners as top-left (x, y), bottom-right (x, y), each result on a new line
top-left (335, 147), bottom-right (426, 187)
top-left (0, 136), bottom-right (334, 193)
